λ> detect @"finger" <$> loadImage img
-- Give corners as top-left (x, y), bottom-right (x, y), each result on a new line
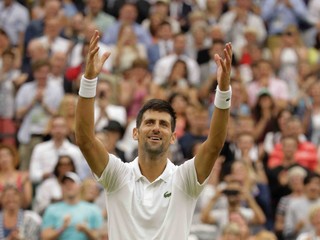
top-left (219, 57), bottom-right (227, 72)
top-left (89, 31), bottom-right (100, 51)
top-left (89, 46), bottom-right (99, 61)
top-left (214, 54), bottom-right (221, 66)
top-left (101, 52), bottom-right (111, 65)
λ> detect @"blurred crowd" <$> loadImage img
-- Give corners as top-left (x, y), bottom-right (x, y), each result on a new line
top-left (1, 0), bottom-right (320, 239)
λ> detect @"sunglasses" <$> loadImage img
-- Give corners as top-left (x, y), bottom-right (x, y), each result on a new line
top-left (223, 189), bottom-right (240, 196)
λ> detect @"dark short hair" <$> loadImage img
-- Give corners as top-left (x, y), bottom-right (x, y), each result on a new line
top-left (31, 58), bottom-right (51, 72)
top-left (304, 173), bottom-right (320, 185)
top-left (136, 99), bottom-right (176, 132)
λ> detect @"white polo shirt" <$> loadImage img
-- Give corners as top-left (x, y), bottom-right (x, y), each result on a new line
top-left (96, 154), bottom-right (206, 240)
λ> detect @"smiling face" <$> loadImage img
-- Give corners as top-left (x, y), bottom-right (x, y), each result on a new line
top-left (133, 110), bottom-right (176, 157)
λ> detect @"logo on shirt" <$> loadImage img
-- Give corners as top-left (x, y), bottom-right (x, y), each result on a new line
top-left (163, 191), bottom-right (171, 198)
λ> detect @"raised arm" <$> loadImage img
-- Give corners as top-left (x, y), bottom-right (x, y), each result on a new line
top-left (194, 43), bottom-right (232, 183)
top-left (75, 31), bottom-right (111, 177)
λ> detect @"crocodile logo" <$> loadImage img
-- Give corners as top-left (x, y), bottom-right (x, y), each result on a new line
top-left (164, 191), bottom-right (171, 198)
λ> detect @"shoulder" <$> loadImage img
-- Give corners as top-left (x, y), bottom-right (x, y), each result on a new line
top-left (24, 210), bottom-right (42, 224)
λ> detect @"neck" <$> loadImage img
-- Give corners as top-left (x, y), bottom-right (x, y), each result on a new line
top-left (53, 138), bottom-right (64, 148)
top-left (4, 208), bottom-right (19, 217)
top-left (64, 196), bottom-right (80, 205)
top-left (138, 153), bottom-right (167, 182)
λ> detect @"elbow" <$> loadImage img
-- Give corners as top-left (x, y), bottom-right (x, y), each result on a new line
top-left (200, 212), bottom-right (210, 224)
top-left (256, 214), bottom-right (266, 225)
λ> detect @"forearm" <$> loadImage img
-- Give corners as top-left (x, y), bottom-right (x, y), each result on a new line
top-left (16, 100), bottom-right (36, 119)
top-left (82, 228), bottom-right (99, 240)
top-left (200, 195), bottom-right (219, 224)
top-left (41, 228), bottom-right (66, 240)
top-left (247, 195), bottom-right (266, 225)
top-left (75, 97), bottom-right (96, 147)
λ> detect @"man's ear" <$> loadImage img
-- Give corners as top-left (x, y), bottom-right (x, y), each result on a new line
top-left (170, 132), bottom-right (177, 144)
top-left (133, 127), bottom-right (138, 140)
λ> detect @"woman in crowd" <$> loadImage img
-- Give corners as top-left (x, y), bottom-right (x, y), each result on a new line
top-left (0, 144), bottom-right (32, 209)
top-left (0, 184), bottom-right (41, 240)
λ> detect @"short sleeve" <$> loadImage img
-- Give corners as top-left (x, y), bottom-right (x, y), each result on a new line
top-left (94, 154), bottom-right (131, 193)
top-left (174, 158), bottom-right (208, 198)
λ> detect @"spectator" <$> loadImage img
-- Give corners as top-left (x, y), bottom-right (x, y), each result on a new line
top-left (0, 49), bottom-right (23, 146)
top-left (84, 0), bottom-right (115, 35)
top-left (95, 120), bottom-right (126, 162)
top-left (41, 172), bottom-right (103, 240)
top-left (111, 23), bottom-right (147, 73)
top-left (0, 144), bottom-right (32, 209)
top-left (101, 3), bottom-right (152, 47)
top-left (274, 166), bottom-right (307, 239)
top-left (142, 0), bottom-right (180, 36)
top-left (0, 0), bottom-right (29, 52)
top-left (48, 51), bottom-right (68, 92)
top-left (204, 0), bottom-right (223, 25)
top-left (218, 0), bottom-right (267, 53)
top-left (24, 0), bottom-right (63, 50)
top-left (201, 180), bottom-right (266, 236)
top-left (261, 0), bottom-right (311, 50)
top-left (0, 184), bottom-right (41, 240)
top-left (35, 17), bottom-right (72, 55)
top-left (94, 79), bottom-right (127, 131)
top-left (147, 21), bottom-right (174, 71)
top-left (33, 154), bottom-right (77, 215)
top-left (29, 115), bottom-right (90, 184)
top-left (15, 59), bottom-right (64, 170)
top-left (57, 93), bottom-right (78, 143)
top-left (268, 117), bottom-right (318, 171)
top-left (272, 25), bottom-right (308, 102)
top-left (168, 0), bottom-right (193, 32)
top-left (297, 204), bottom-right (320, 240)
top-left (284, 173), bottom-right (320, 239)
top-left (153, 33), bottom-right (201, 87)
top-left (251, 90), bottom-right (278, 143)
top-left (247, 59), bottom-right (290, 109)
top-left (267, 135), bottom-right (311, 214)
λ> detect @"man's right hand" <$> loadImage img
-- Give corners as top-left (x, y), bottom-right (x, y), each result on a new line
top-left (84, 30), bottom-right (110, 79)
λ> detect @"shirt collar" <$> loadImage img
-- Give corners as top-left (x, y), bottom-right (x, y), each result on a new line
top-left (132, 158), bottom-right (175, 183)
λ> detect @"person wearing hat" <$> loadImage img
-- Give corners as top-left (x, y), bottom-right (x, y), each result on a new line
top-left (95, 120), bottom-right (127, 162)
top-left (41, 172), bottom-right (103, 240)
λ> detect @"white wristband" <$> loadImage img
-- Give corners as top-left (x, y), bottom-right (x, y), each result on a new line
top-left (214, 86), bottom-right (232, 109)
top-left (78, 75), bottom-right (98, 98)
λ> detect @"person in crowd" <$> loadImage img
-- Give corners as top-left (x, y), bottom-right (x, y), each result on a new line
top-left (84, 0), bottom-right (115, 35)
top-left (153, 32), bottom-right (201, 88)
top-left (201, 180), bottom-right (266, 236)
top-left (0, 144), bottom-right (32, 209)
top-left (147, 21), bottom-right (174, 71)
top-left (284, 173), bottom-right (320, 239)
top-left (0, 0), bottom-right (30, 56)
top-left (0, 184), bottom-right (42, 240)
top-left (95, 120), bottom-right (126, 162)
top-left (274, 166), bottom-right (307, 239)
top-left (111, 23), bottom-right (147, 74)
top-left (102, 3), bottom-right (152, 47)
top-left (41, 172), bottom-right (103, 240)
top-left (297, 204), bottom-right (320, 240)
top-left (29, 115), bottom-right (90, 184)
top-left (33, 155), bottom-right (77, 215)
top-left (15, 59), bottom-right (64, 170)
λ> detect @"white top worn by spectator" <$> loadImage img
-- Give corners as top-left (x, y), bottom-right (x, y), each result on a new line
top-left (0, 1), bottom-right (29, 46)
top-left (15, 81), bottom-right (64, 144)
top-left (96, 155), bottom-right (207, 240)
top-left (153, 54), bottom-right (200, 87)
top-left (29, 139), bottom-right (90, 183)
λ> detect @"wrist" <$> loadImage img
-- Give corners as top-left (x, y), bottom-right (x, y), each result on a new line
top-left (79, 75), bottom-right (98, 98)
top-left (214, 85), bottom-right (232, 109)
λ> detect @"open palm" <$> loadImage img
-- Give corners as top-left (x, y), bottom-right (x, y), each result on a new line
top-left (84, 30), bottom-right (111, 79)
top-left (214, 42), bottom-right (232, 91)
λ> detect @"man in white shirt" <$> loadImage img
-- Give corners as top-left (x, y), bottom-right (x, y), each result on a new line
top-left (30, 115), bottom-right (90, 184)
top-left (75, 31), bottom-right (233, 239)
top-left (153, 32), bottom-right (201, 87)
